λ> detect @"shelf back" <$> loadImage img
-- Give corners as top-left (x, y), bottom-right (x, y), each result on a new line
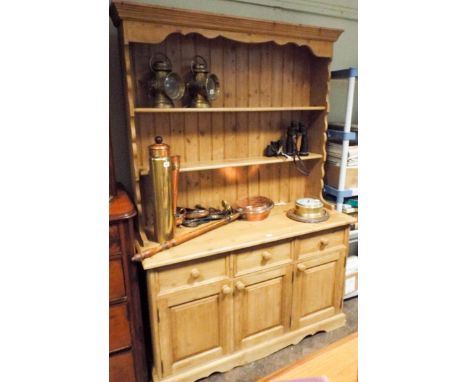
top-left (127, 33), bottom-right (331, 238)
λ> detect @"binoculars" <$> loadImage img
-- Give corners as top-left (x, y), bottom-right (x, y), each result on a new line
top-left (285, 121), bottom-right (309, 156)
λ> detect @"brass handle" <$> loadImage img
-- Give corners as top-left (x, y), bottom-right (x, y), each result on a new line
top-left (261, 251), bottom-right (272, 261)
top-left (222, 285), bottom-right (233, 295)
top-left (320, 238), bottom-right (329, 248)
top-left (235, 281), bottom-right (245, 291)
top-left (297, 263), bottom-right (306, 272)
top-left (190, 268), bottom-right (201, 279)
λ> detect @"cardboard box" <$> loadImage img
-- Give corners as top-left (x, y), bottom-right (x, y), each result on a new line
top-left (344, 255), bottom-right (358, 299)
top-left (325, 163), bottom-right (358, 189)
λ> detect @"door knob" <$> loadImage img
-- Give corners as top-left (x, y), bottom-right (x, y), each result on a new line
top-left (261, 251), bottom-right (272, 261)
top-left (222, 285), bottom-right (233, 295)
top-left (320, 238), bottom-right (329, 248)
top-left (235, 281), bottom-right (245, 290)
top-left (190, 268), bottom-right (201, 279)
top-left (297, 263), bottom-right (306, 272)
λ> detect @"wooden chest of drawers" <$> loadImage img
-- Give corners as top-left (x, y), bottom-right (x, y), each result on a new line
top-left (109, 189), bottom-right (149, 382)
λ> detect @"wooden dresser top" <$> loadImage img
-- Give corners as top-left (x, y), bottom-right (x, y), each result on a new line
top-left (142, 204), bottom-right (355, 270)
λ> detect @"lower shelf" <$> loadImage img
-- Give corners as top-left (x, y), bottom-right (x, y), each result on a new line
top-left (140, 153), bottom-right (322, 175)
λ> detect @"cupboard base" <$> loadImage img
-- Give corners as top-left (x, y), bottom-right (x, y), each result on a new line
top-left (151, 312), bottom-right (346, 382)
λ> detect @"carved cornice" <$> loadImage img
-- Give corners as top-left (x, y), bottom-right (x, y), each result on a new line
top-left (110, 1), bottom-right (343, 57)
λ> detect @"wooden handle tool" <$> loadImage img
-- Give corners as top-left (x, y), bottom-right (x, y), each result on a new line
top-left (132, 212), bottom-right (241, 262)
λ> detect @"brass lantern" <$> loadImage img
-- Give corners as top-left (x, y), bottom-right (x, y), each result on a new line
top-left (148, 53), bottom-right (185, 108)
top-left (187, 55), bottom-right (220, 108)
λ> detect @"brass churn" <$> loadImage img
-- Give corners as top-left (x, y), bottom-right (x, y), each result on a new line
top-left (148, 136), bottom-right (180, 243)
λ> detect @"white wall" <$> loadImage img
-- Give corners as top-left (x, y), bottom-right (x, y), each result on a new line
top-left (109, 0), bottom-right (358, 188)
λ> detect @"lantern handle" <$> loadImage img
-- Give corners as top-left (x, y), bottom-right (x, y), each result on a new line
top-left (149, 52), bottom-right (172, 72)
top-left (191, 55), bottom-right (208, 73)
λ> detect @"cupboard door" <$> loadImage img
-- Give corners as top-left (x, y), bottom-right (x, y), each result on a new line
top-left (233, 266), bottom-right (292, 350)
top-left (157, 280), bottom-right (233, 377)
top-left (291, 250), bottom-right (346, 329)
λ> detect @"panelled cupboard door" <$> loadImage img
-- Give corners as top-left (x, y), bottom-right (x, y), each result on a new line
top-left (157, 279), bottom-right (234, 378)
top-left (233, 266), bottom-right (292, 350)
top-left (291, 250), bottom-right (346, 330)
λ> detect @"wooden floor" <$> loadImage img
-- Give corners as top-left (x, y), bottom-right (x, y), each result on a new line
top-left (258, 332), bottom-right (358, 382)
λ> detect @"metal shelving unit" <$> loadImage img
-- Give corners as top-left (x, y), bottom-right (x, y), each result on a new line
top-left (326, 68), bottom-right (359, 299)
top-left (325, 67), bottom-right (358, 212)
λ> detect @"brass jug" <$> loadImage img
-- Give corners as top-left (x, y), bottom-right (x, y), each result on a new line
top-left (148, 136), bottom-right (180, 243)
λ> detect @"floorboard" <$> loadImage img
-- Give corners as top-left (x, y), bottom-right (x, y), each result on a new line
top-left (258, 332), bottom-right (357, 382)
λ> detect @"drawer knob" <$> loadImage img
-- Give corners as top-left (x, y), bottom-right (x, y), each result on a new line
top-left (261, 251), bottom-right (272, 261)
top-left (190, 268), bottom-right (201, 279)
top-left (320, 238), bottom-right (329, 248)
top-left (235, 281), bottom-right (245, 291)
top-left (222, 285), bottom-right (233, 295)
top-left (297, 263), bottom-right (306, 272)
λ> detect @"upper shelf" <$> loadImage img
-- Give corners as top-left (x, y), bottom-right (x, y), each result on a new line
top-left (133, 106), bottom-right (326, 114)
top-left (140, 153), bottom-right (322, 175)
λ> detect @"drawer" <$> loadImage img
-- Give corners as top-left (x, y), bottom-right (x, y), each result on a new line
top-left (109, 258), bottom-right (126, 301)
top-left (110, 350), bottom-right (136, 382)
top-left (109, 224), bottom-right (121, 256)
top-left (109, 303), bottom-right (131, 352)
top-left (297, 228), bottom-right (346, 259)
top-left (157, 254), bottom-right (228, 293)
top-left (234, 240), bottom-right (292, 276)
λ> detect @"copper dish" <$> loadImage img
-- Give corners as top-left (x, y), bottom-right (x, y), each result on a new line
top-left (234, 196), bottom-right (274, 221)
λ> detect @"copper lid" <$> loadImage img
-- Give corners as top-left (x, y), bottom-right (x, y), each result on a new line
top-left (149, 136), bottom-right (170, 158)
top-left (234, 196), bottom-right (274, 214)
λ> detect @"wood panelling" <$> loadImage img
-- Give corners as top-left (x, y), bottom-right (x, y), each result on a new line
top-left (130, 35), bottom-right (328, 222)
top-left (131, 38), bottom-right (323, 109)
